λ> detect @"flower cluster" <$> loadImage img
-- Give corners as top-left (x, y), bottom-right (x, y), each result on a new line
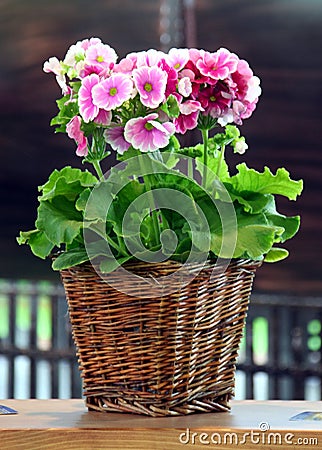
top-left (18, 37), bottom-right (303, 272)
top-left (44, 37), bottom-right (261, 156)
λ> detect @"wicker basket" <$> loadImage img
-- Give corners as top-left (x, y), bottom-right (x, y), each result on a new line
top-left (60, 258), bottom-right (261, 416)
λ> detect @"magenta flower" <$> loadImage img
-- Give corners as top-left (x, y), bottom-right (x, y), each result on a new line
top-left (174, 100), bottom-right (203, 134)
top-left (184, 52), bottom-right (209, 86)
top-left (104, 126), bottom-right (131, 154)
top-left (124, 113), bottom-right (175, 152)
top-left (133, 66), bottom-right (167, 108)
top-left (92, 73), bottom-right (133, 111)
top-left (158, 59), bottom-right (178, 97)
top-left (198, 83), bottom-right (231, 119)
top-left (78, 74), bottom-right (100, 122)
top-left (197, 48), bottom-right (238, 81)
top-left (66, 116), bottom-right (88, 157)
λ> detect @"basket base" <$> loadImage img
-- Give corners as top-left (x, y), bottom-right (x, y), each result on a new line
top-left (85, 393), bottom-right (232, 417)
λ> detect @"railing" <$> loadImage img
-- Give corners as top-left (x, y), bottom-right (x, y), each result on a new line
top-left (0, 279), bottom-right (82, 399)
top-left (237, 293), bottom-right (322, 401)
top-left (0, 279), bottom-right (321, 400)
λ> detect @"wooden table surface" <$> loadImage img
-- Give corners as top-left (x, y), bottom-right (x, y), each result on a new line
top-left (0, 400), bottom-right (321, 449)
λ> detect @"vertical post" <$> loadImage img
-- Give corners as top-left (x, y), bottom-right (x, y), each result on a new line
top-left (30, 288), bottom-right (38, 398)
top-left (290, 308), bottom-right (305, 399)
top-left (269, 306), bottom-right (280, 399)
top-left (183, 0), bottom-right (197, 48)
top-left (51, 290), bottom-right (59, 398)
top-left (8, 289), bottom-right (16, 398)
top-left (244, 317), bottom-right (254, 399)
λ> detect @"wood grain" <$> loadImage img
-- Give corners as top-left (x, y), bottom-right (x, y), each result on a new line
top-left (0, 400), bottom-right (321, 449)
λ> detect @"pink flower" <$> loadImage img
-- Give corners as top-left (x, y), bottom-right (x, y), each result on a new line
top-left (124, 113), bottom-right (175, 152)
top-left (78, 74), bottom-right (100, 122)
top-left (94, 109), bottom-right (112, 126)
top-left (244, 76), bottom-right (261, 103)
top-left (92, 73), bottom-right (133, 110)
top-left (79, 37), bottom-right (102, 51)
top-left (114, 55), bottom-right (137, 74)
top-left (167, 48), bottom-right (189, 71)
top-left (104, 126), bottom-right (131, 154)
top-left (63, 42), bottom-right (85, 69)
top-left (43, 57), bottom-right (69, 94)
top-left (189, 48), bottom-right (205, 63)
top-left (232, 100), bottom-right (248, 125)
top-left (135, 49), bottom-right (166, 68)
top-left (231, 59), bottom-right (254, 100)
top-left (197, 48), bottom-right (238, 81)
top-left (178, 77), bottom-right (192, 97)
top-left (174, 100), bottom-right (203, 134)
top-left (184, 54), bottom-right (209, 86)
top-left (66, 116), bottom-right (88, 157)
top-left (85, 43), bottom-right (117, 73)
top-left (133, 66), bottom-right (167, 108)
top-left (43, 57), bottom-right (61, 75)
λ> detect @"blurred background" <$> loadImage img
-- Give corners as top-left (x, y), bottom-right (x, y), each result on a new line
top-left (0, 0), bottom-right (321, 401)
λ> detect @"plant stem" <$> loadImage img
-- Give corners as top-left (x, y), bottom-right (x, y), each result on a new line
top-left (201, 128), bottom-right (209, 188)
top-left (92, 160), bottom-right (104, 179)
top-left (140, 156), bottom-right (161, 247)
top-left (216, 143), bottom-right (226, 178)
top-left (188, 156), bottom-right (193, 180)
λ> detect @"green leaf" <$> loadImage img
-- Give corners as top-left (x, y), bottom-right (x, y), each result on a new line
top-left (160, 135), bottom-right (180, 153)
top-left (264, 247), bottom-right (289, 263)
top-left (39, 167), bottom-right (97, 200)
top-left (36, 196), bottom-right (83, 246)
top-left (160, 94), bottom-right (180, 118)
top-left (17, 230), bottom-right (54, 259)
top-left (52, 248), bottom-right (89, 270)
top-left (209, 210), bottom-right (284, 259)
top-left (231, 163), bottom-right (303, 200)
top-left (224, 185), bottom-right (272, 214)
top-left (263, 196), bottom-right (301, 242)
top-left (76, 182), bottom-right (114, 223)
top-left (99, 255), bottom-right (132, 273)
top-left (196, 150), bottom-right (230, 191)
top-left (50, 95), bottom-right (79, 133)
top-left (234, 213), bottom-right (284, 259)
top-left (116, 146), bottom-right (142, 161)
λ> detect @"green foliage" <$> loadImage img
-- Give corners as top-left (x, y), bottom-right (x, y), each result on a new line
top-left (50, 96), bottom-right (80, 133)
top-left (17, 128), bottom-right (303, 271)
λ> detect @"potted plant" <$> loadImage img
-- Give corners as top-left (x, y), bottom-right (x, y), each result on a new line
top-left (18, 37), bottom-right (303, 416)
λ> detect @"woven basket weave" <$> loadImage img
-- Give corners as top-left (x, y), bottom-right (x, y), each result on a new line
top-left (60, 258), bottom-right (261, 416)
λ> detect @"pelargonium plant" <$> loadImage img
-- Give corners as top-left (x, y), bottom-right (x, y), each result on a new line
top-left (18, 37), bottom-right (303, 273)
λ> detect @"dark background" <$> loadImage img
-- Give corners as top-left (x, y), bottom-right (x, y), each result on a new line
top-left (1, 0), bottom-right (321, 295)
